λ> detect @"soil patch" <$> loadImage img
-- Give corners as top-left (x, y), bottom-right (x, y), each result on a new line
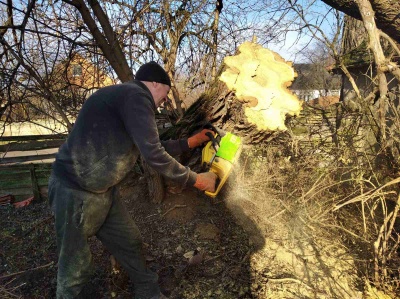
top-left (0, 164), bottom-right (374, 298)
top-left (0, 170), bottom-right (255, 298)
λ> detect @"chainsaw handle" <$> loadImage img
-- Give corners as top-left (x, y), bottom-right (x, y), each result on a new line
top-left (205, 132), bottom-right (220, 151)
top-left (205, 131), bottom-right (215, 140)
top-left (203, 123), bottom-right (217, 132)
top-left (204, 123), bottom-right (226, 137)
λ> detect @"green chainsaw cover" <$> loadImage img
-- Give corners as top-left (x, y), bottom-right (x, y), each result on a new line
top-left (216, 132), bottom-right (242, 163)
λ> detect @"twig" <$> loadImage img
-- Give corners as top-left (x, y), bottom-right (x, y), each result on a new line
top-left (323, 224), bottom-right (369, 242)
top-left (111, 278), bottom-right (130, 294)
top-left (334, 176), bottom-right (400, 210)
top-left (0, 286), bottom-right (21, 298)
top-left (23, 215), bottom-right (54, 236)
top-left (144, 213), bottom-right (158, 219)
top-left (161, 205), bottom-right (187, 217)
top-left (8, 282), bottom-right (26, 292)
top-left (0, 277), bottom-right (25, 297)
top-left (204, 250), bottom-right (236, 264)
top-left (3, 277), bottom-right (17, 287)
top-left (268, 209), bottom-right (286, 220)
top-left (0, 262), bottom-right (54, 280)
top-left (379, 31), bottom-right (400, 56)
top-left (267, 277), bottom-right (313, 289)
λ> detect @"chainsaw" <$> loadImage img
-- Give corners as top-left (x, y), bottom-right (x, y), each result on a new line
top-left (201, 124), bottom-right (242, 198)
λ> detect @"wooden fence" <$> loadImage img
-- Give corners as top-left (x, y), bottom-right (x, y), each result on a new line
top-left (0, 113), bottom-right (172, 204)
top-left (0, 134), bottom-right (67, 202)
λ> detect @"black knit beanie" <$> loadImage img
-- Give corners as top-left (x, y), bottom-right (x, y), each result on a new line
top-left (135, 61), bottom-right (171, 87)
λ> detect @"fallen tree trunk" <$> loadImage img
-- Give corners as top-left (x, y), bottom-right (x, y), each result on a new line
top-left (150, 42), bottom-right (303, 202)
top-left (164, 42), bottom-right (302, 143)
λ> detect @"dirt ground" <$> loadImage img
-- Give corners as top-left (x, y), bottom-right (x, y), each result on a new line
top-left (0, 170), bottom-right (256, 299)
top-left (0, 160), bottom-right (395, 299)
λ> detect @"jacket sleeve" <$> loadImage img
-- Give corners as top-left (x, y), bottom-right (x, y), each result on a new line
top-left (119, 90), bottom-right (197, 187)
top-left (161, 139), bottom-right (190, 157)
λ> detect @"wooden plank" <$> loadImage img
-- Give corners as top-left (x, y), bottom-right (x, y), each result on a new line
top-left (0, 153), bottom-right (56, 164)
top-left (0, 163), bottom-right (53, 170)
top-left (0, 187), bottom-right (33, 196)
top-left (0, 142), bottom-right (54, 199)
top-left (0, 168), bottom-right (31, 174)
top-left (0, 179), bottom-right (33, 189)
top-left (36, 171), bottom-right (52, 178)
top-left (0, 166), bottom-right (33, 173)
top-left (0, 176), bottom-right (49, 189)
top-left (0, 134), bottom-right (67, 142)
top-left (0, 139), bottom-right (64, 152)
top-left (0, 172), bottom-right (31, 181)
top-left (0, 186), bottom-right (48, 198)
top-left (37, 179), bottom-right (51, 187)
top-left (0, 172), bottom-right (49, 186)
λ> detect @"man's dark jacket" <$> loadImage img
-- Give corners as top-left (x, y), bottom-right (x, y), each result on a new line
top-left (53, 80), bottom-right (196, 193)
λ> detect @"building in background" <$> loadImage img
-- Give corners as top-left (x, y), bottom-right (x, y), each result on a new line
top-left (62, 52), bottom-right (116, 95)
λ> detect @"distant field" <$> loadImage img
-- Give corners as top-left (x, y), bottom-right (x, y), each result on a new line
top-left (1, 120), bottom-right (70, 136)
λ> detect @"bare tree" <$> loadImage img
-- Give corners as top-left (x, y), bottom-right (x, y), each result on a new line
top-left (62, 0), bottom-right (134, 82)
top-left (0, 0), bottom-right (121, 133)
top-left (1, 0), bottom-right (282, 129)
top-left (273, 0), bottom-right (400, 289)
top-left (105, 0), bottom-right (219, 116)
top-left (0, 0), bottom-right (74, 132)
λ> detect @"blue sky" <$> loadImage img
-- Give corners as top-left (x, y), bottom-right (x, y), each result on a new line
top-left (255, 0), bottom-right (343, 63)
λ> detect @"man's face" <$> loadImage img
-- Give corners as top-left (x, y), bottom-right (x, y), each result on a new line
top-left (153, 83), bottom-right (171, 108)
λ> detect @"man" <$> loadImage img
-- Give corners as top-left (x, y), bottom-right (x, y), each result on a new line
top-left (48, 61), bottom-right (217, 299)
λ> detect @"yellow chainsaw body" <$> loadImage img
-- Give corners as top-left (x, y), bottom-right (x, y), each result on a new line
top-left (201, 135), bottom-right (242, 198)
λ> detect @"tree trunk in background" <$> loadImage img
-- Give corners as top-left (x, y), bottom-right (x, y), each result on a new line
top-left (165, 52), bottom-right (184, 116)
top-left (211, 0), bottom-right (223, 81)
top-left (339, 12), bottom-right (400, 176)
top-left (320, 0), bottom-right (400, 43)
top-left (68, 0), bottom-right (134, 82)
top-left (170, 84), bottom-right (184, 117)
top-left (355, 0), bottom-right (388, 146)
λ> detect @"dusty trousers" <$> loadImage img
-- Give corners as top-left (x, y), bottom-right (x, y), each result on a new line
top-left (48, 174), bottom-right (159, 299)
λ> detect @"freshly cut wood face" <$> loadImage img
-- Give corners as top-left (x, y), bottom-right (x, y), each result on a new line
top-left (220, 42), bottom-right (302, 131)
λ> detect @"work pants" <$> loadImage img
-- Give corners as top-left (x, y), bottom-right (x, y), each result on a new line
top-left (48, 174), bottom-right (159, 299)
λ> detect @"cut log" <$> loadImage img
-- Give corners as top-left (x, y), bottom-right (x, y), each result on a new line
top-left (162, 42), bottom-right (302, 145)
top-left (219, 42), bottom-right (302, 131)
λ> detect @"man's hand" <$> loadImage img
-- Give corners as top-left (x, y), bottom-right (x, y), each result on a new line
top-left (188, 129), bottom-right (214, 148)
top-left (194, 172), bottom-right (218, 192)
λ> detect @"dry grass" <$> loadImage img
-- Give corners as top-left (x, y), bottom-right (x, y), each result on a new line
top-left (220, 139), bottom-right (400, 298)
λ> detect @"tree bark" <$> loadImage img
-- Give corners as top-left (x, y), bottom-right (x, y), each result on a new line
top-left (211, 0), bottom-right (223, 81)
top-left (163, 87), bottom-right (275, 145)
top-left (355, 0), bottom-right (388, 145)
top-left (320, 0), bottom-right (400, 43)
top-left (65, 0), bottom-right (134, 82)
